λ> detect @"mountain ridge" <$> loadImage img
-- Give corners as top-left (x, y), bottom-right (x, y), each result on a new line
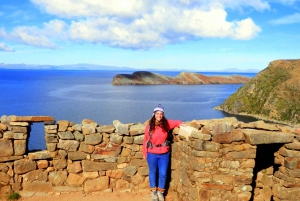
top-left (0, 63), bottom-right (260, 73)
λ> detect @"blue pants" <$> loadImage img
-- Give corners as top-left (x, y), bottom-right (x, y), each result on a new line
top-left (147, 152), bottom-right (170, 189)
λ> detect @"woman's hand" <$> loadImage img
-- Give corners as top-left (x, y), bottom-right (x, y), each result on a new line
top-left (180, 123), bottom-right (186, 127)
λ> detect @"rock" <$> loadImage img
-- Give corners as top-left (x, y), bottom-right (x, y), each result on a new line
top-left (123, 166), bottom-right (137, 177)
top-left (83, 176), bottom-right (109, 193)
top-left (83, 134), bottom-right (100, 145)
top-left (22, 181), bottom-right (54, 192)
top-left (0, 139), bottom-right (13, 157)
top-left (110, 133), bottom-right (123, 144)
top-left (68, 151), bottom-right (87, 160)
top-left (67, 161), bottom-right (82, 173)
top-left (113, 120), bottom-right (130, 135)
top-left (115, 179), bottom-right (130, 190)
top-left (82, 125), bottom-right (96, 135)
top-left (0, 172), bottom-right (10, 185)
top-left (82, 119), bottom-right (97, 128)
top-left (28, 151), bottom-right (52, 160)
top-left (10, 115), bottom-right (54, 122)
top-left (37, 160), bottom-right (49, 169)
top-left (14, 159), bottom-right (36, 174)
top-left (48, 171), bottom-right (68, 185)
top-left (82, 172), bottom-right (99, 179)
top-left (14, 140), bottom-right (26, 155)
top-left (23, 169), bottom-right (47, 182)
top-left (10, 125), bottom-right (28, 133)
top-left (46, 143), bottom-right (57, 151)
top-left (212, 133), bottom-right (233, 144)
top-left (96, 125), bottom-right (115, 133)
top-left (45, 134), bottom-right (58, 143)
top-left (106, 169), bottom-right (123, 179)
top-left (57, 120), bottom-right (69, 132)
top-left (53, 158), bottom-right (67, 170)
top-left (123, 136), bottom-right (134, 144)
top-left (79, 143), bottom-right (94, 153)
top-left (74, 130), bottom-right (84, 141)
top-left (285, 139), bottom-right (300, 150)
top-left (3, 131), bottom-right (27, 139)
top-left (58, 131), bottom-right (75, 140)
top-left (133, 135), bottom-right (144, 144)
top-left (193, 140), bottom-right (221, 152)
top-left (81, 160), bottom-right (116, 172)
top-left (191, 131), bottom-right (211, 141)
top-left (244, 130), bottom-right (295, 144)
top-left (129, 124), bottom-right (146, 136)
top-left (226, 149), bottom-right (256, 159)
top-left (178, 126), bottom-right (198, 140)
top-left (92, 142), bottom-right (121, 159)
top-left (57, 140), bottom-right (79, 151)
top-left (66, 173), bottom-right (86, 186)
top-left (0, 115), bottom-right (10, 124)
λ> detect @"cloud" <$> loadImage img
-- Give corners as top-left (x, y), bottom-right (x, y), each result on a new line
top-left (211, 0), bottom-right (270, 11)
top-left (1, 26), bottom-right (58, 49)
top-left (0, 20), bottom-right (67, 49)
top-left (0, 43), bottom-right (14, 52)
top-left (270, 13), bottom-right (300, 25)
top-left (4, 0), bottom-right (262, 49)
top-left (30, 0), bottom-right (149, 19)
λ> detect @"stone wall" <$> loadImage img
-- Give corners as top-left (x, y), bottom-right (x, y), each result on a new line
top-left (0, 115), bottom-right (300, 201)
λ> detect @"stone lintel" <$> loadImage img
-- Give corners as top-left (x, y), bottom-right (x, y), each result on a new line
top-left (243, 129), bottom-right (295, 145)
top-left (10, 116), bottom-right (55, 122)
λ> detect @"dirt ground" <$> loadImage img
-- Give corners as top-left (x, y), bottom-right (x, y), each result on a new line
top-left (0, 190), bottom-right (175, 201)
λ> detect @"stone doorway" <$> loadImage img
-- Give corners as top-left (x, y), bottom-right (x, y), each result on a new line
top-left (250, 143), bottom-right (284, 201)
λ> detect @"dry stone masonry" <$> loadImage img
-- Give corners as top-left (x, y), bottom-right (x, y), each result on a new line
top-left (0, 115), bottom-right (300, 201)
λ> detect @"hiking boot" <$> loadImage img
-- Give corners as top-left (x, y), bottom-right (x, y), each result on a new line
top-left (158, 191), bottom-right (165, 201)
top-left (150, 190), bottom-right (158, 201)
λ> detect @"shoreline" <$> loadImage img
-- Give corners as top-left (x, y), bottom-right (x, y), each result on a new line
top-left (214, 106), bottom-right (299, 127)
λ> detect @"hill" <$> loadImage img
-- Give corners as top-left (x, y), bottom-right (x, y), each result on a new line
top-left (111, 71), bottom-right (251, 85)
top-left (215, 59), bottom-right (300, 126)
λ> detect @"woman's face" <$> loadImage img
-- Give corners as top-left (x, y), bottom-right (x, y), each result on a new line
top-left (154, 111), bottom-right (164, 122)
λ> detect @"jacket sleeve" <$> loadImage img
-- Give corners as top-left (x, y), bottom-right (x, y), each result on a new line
top-left (167, 120), bottom-right (182, 130)
top-left (142, 124), bottom-right (150, 157)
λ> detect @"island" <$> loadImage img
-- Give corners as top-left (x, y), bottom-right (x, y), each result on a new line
top-left (111, 71), bottom-right (251, 85)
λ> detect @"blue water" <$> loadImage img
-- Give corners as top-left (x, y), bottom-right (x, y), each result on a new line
top-left (0, 69), bottom-right (257, 150)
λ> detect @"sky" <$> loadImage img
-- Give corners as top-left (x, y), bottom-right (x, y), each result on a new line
top-left (0, 0), bottom-right (300, 71)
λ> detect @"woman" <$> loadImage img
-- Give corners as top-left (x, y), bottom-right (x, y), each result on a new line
top-left (143, 104), bottom-right (183, 201)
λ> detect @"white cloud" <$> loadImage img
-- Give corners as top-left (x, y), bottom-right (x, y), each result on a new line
top-left (43, 20), bottom-right (69, 39)
top-left (0, 26), bottom-right (57, 49)
top-left (210, 0), bottom-right (270, 11)
top-left (231, 18), bottom-right (262, 39)
top-left (270, 13), bottom-right (300, 24)
top-left (0, 43), bottom-right (14, 52)
top-left (30, 0), bottom-right (149, 19)
top-left (14, 0), bottom-right (263, 49)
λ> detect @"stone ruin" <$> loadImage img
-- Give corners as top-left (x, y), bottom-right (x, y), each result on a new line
top-left (0, 115), bottom-right (300, 201)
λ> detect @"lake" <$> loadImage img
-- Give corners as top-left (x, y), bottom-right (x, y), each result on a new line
top-left (0, 69), bottom-right (258, 150)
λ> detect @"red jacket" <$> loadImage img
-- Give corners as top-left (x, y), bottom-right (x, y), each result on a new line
top-left (142, 120), bottom-right (182, 157)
